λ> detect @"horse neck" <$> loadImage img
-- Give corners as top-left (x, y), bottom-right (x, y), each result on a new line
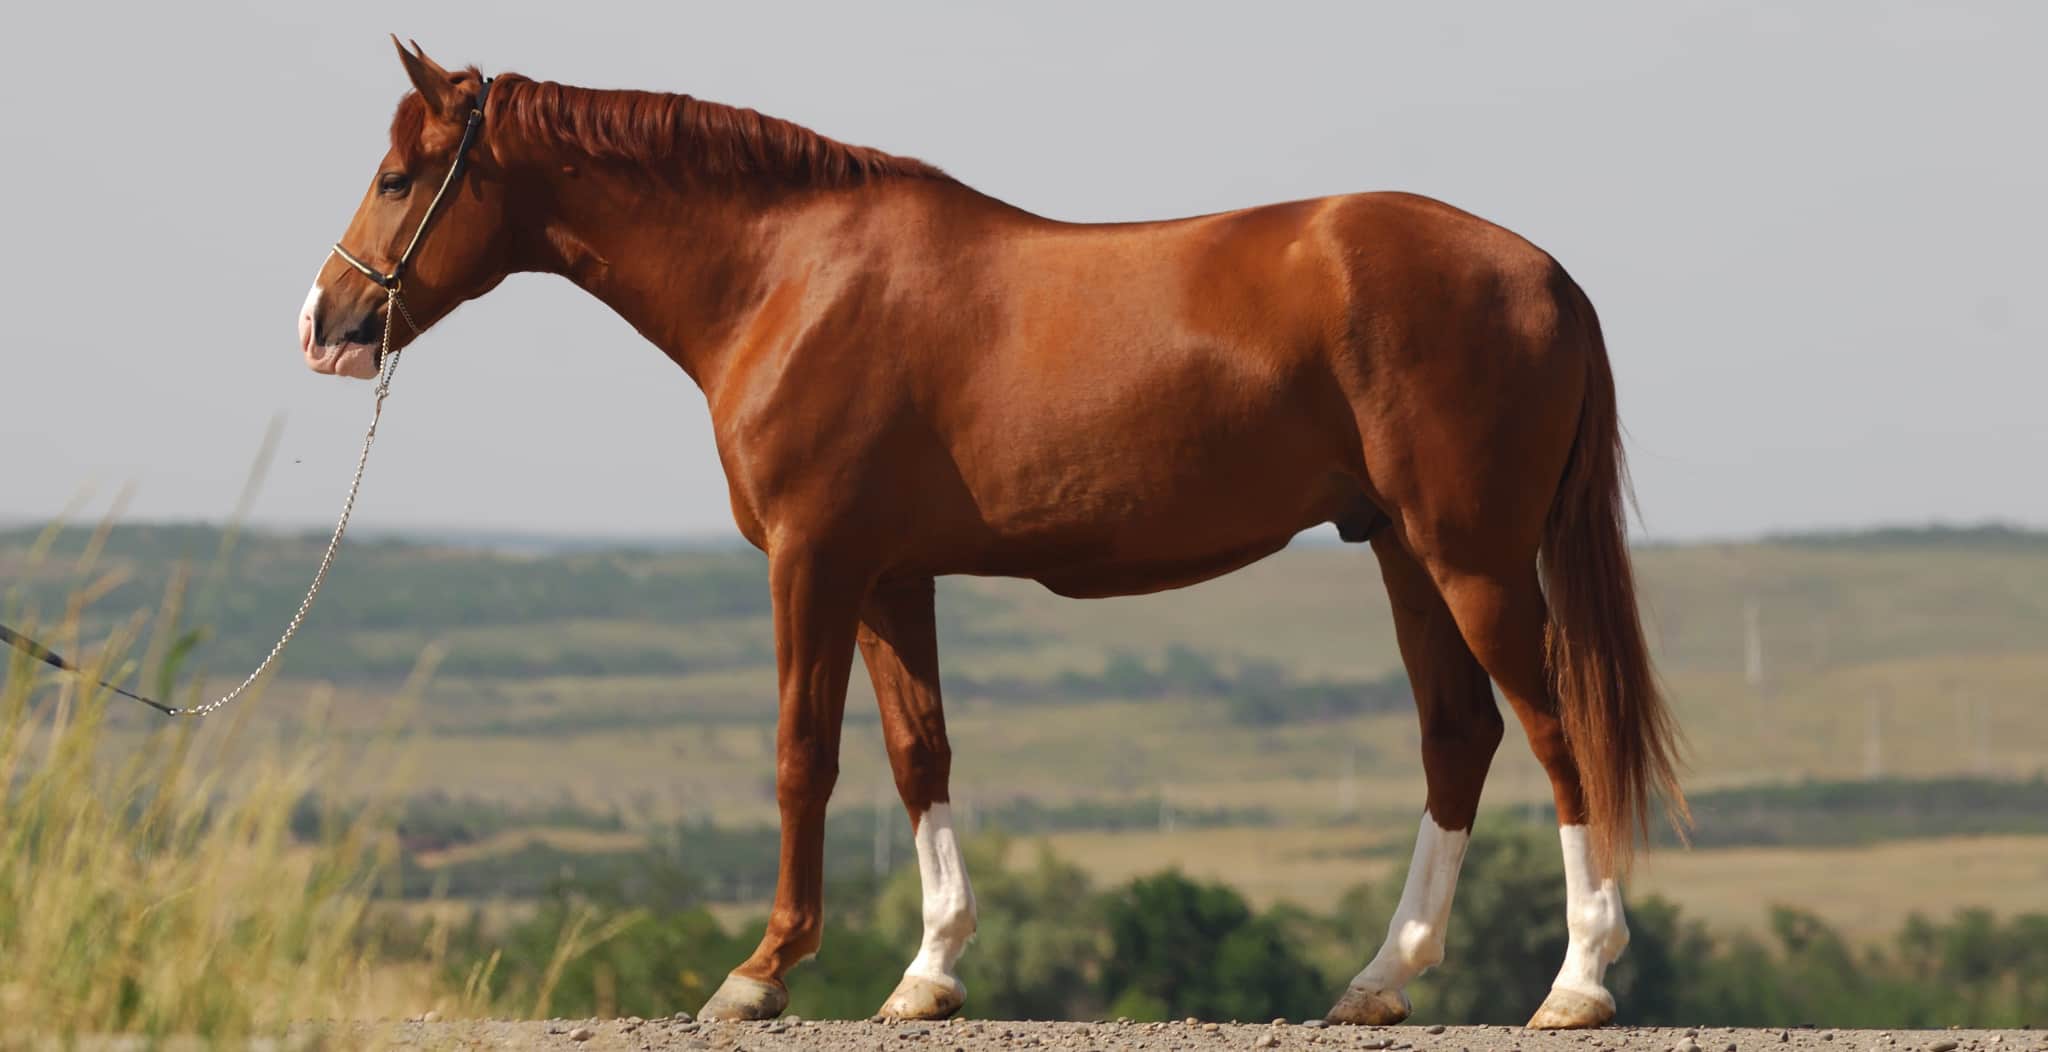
top-left (516, 159), bottom-right (976, 397)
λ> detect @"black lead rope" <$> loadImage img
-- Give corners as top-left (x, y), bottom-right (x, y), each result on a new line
top-left (0, 622), bottom-right (177, 715)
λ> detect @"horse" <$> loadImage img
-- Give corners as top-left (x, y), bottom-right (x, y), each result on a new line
top-left (302, 40), bottom-right (1686, 1028)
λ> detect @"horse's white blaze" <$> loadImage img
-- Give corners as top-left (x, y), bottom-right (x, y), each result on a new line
top-left (1550, 824), bottom-right (1628, 1002)
top-left (903, 803), bottom-right (976, 985)
top-left (298, 281), bottom-right (322, 356)
top-left (1351, 815), bottom-right (1468, 992)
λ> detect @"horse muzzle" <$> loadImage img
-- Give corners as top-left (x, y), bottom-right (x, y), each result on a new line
top-left (299, 283), bottom-right (383, 379)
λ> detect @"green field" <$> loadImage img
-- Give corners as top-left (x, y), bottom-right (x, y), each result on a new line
top-left (6, 522), bottom-right (2048, 940)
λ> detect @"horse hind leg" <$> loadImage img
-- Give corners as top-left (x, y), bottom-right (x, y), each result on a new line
top-left (1423, 553), bottom-right (1628, 1029)
top-left (1327, 536), bottom-right (1503, 1024)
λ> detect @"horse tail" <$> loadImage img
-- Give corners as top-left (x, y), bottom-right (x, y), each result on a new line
top-left (1540, 280), bottom-right (1689, 875)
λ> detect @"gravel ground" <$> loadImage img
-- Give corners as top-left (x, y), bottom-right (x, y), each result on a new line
top-left (306, 1018), bottom-right (2040, 1052)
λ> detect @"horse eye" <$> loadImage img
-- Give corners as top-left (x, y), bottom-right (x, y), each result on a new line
top-left (378, 172), bottom-right (411, 196)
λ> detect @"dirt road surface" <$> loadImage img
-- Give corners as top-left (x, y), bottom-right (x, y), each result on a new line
top-left (315, 1019), bottom-right (2038, 1052)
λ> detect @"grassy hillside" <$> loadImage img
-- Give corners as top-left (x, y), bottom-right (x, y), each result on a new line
top-left (12, 522), bottom-right (2044, 806)
top-left (7, 522), bottom-right (2047, 938)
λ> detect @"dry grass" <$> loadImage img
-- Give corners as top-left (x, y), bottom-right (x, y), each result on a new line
top-left (1031, 824), bottom-right (1407, 910)
top-left (1632, 833), bottom-right (2048, 941)
top-left (0, 508), bottom-right (499, 1043)
top-left (413, 826), bottom-right (650, 869)
top-left (0, 636), bottom-right (467, 1043)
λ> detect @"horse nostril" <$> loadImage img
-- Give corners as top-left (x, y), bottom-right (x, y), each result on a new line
top-left (341, 312), bottom-right (382, 345)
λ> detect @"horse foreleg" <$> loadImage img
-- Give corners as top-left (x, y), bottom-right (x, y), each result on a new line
top-left (859, 578), bottom-right (977, 1020)
top-left (699, 550), bottom-right (865, 1022)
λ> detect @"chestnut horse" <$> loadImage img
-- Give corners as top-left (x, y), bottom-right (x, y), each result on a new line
top-left (304, 42), bottom-right (1684, 1027)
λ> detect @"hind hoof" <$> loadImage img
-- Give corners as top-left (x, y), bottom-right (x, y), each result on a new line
top-left (1526, 986), bottom-right (1614, 1029)
top-left (879, 973), bottom-right (965, 1020)
top-left (698, 973), bottom-right (787, 1022)
top-left (1324, 985), bottom-right (1411, 1026)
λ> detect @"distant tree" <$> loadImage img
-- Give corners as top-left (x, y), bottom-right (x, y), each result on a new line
top-left (1100, 871), bottom-right (1326, 1021)
top-left (1101, 650), bottom-right (1158, 698)
top-left (1161, 645), bottom-right (1225, 694)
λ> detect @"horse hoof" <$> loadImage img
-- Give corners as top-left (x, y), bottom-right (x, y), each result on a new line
top-left (1526, 986), bottom-right (1615, 1029)
top-left (698, 973), bottom-right (788, 1022)
top-left (1324, 985), bottom-right (1411, 1026)
top-left (879, 973), bottom-right (965, 1020)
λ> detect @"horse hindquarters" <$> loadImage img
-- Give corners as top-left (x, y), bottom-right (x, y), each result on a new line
top-left (1330, 258), bottom-right (1681, 1027)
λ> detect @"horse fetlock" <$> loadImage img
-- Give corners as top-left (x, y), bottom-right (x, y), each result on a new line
top-left (1565, 883), bottom-right (1628, 962)
top-left (923, 892), bottom-right (977, 942)
top-left (1392, 918), bottom-right (1447, 972)
top-left (1598, 914), bottom-right (1630, 962)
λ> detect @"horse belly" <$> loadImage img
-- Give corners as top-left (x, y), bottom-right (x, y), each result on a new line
top-left (958, 400), bottom-right (1357, 595)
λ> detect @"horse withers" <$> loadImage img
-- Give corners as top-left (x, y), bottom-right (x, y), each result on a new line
top-left (302, 40), bottom-right (1686, 1027)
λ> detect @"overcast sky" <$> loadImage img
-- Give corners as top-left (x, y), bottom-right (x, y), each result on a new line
top-left (2, 2), bottom-right (2041, 543)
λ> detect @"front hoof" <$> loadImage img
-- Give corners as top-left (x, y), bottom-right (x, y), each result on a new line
top-left (699, 973), bottom-right (788, 1022)
top-left (1324, 985), bottom-right (1411, 1026)
top-left (879, 973), bottom-right (965, 1020)
top-left (1526, 986), bottom-right (1614, 1029)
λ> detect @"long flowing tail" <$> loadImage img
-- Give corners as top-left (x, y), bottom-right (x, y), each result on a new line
top-left (1540, 283), bottom-right (1688, 875)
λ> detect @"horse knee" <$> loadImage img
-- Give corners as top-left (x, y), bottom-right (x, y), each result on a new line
top-left (776, 746), bottom-right (840, 810)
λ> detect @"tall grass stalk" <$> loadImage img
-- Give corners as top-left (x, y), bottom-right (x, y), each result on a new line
top-left (0, 571), bottom-right (461, 1041)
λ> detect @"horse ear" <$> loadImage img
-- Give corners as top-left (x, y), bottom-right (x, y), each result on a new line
top-left (391, 34), bottom-right (459, 117)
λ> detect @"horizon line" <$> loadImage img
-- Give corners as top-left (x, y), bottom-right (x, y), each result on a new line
top-left (3, 515), bottom-right (2044, 555)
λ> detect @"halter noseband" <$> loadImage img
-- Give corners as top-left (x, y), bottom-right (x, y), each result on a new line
top-left (330, 77), bottom-right (493, 310)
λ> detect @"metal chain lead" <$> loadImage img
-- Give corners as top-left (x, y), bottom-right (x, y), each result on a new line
top-left (169, 288), bottom-right (411, 717)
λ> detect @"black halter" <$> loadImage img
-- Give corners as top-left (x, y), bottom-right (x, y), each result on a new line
top-left (330, 76), bottom-right (493, 295)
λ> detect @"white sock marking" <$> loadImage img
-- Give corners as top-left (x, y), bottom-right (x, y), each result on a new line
top-left (903, 803), bottom-right (977, 987)
top-left (1551, 824), bottom-right (1629, 1003)
top-left (1351, 814), bottom-right (1468, 992)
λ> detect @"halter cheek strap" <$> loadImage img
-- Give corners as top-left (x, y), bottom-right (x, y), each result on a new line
top-left (331, 76), bottom-right (493, 297)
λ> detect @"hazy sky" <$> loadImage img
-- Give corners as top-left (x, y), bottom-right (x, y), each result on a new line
top-left (3, 2), bottom-right (2041, 543)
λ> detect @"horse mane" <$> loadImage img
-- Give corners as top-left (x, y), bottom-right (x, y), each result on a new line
top-left (391, 69), bottom-right (950, 189)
